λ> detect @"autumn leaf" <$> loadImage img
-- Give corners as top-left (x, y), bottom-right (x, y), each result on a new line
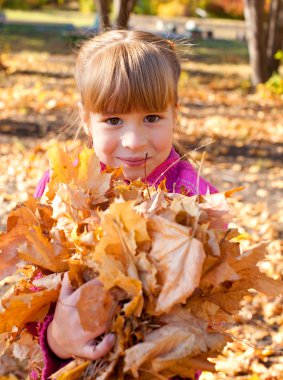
top-left (50, 359), bottom-right (90, 380)
top-left (0, 230), bottom-right (25, 281)
top-left (77, 146), bottom-right (111, 203)
top-left (18, 226), bottom-right (70, 272)
top-left (1, 142), bottom-right (282, 379)
top-left (0, 199), bottom-right (55, 281)
top-left (148, 215), bottom-right (206, 314)
top-left (47, 144), bottom-right (75, 185)
top-left (76, 281), bottom-right (116, 333)
top-left (0, 289), bottom-right (58, 334)
top-left (12, 329), bottom-right (43, 367)
top-left (124, 307), bottom-right (227, 378)
top-left (107, 200), bottom-right (150, 244)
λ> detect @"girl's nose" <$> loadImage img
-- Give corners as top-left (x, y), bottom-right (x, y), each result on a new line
top-left (121, 130), bottom-right (147, 150)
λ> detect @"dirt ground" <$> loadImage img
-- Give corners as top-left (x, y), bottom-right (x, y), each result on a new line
top-left (0, 49), bottom-right (282, 379)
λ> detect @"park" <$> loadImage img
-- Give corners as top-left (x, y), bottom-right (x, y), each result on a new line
top-left (0, 1), bottom-right (282, 379)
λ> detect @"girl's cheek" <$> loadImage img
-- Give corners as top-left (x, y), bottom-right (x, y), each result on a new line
top-left (153, 129), bottom-right (173, 150)
top-left (91, 131), bottom-right (116, 163)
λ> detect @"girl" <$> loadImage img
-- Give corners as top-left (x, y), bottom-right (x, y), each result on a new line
top-left (34, 29), bottom-right (217, 379)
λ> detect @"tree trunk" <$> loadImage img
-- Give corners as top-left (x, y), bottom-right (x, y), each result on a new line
top-left (95, 0), bottom-right (111, 31)
top-left (243, 0), bottom-right (267, 86)
top-left (266, 0), bottom-right (283, 76)
top-left (116, 0), bottom-right (137, 29)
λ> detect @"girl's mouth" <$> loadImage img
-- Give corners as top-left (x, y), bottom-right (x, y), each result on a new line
top-left (118, 157), bottom-right (150, 167)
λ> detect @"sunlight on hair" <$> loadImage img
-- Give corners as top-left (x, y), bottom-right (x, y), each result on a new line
top-left (75, 30), bottom-right (182, 117)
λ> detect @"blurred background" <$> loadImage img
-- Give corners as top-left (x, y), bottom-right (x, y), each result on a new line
top-left (0, 1), bottom-right (282, 379)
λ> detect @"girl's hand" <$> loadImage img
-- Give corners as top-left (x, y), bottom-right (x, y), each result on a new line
top-left (47, 273), bottom-right (116, 360)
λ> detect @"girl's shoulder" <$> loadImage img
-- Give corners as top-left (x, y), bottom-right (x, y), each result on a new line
top-left (175, 159), bottom-right (218, 196)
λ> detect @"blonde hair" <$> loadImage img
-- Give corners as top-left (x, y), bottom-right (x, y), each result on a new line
top-left (75, 30), bottom-right (181, 119)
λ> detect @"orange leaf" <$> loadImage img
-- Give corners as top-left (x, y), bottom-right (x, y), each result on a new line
top-left (0, 289), bottom-right (58, 333)
top-left (18, 226), bottom-right (70, 272)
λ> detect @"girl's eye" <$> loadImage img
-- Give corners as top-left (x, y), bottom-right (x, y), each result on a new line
top-left (144, 115), bottom-right (160, 123)
top-left (106, 117), bottom-right (122, 126)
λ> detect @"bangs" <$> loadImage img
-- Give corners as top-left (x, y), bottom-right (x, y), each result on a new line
top-left (81, 41), bottom-right (177, 115)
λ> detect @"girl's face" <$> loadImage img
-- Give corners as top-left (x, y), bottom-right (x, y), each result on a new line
top-left (83, 106), bottom-right (176, 180)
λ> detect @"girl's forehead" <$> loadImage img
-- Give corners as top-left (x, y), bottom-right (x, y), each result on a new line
top-left (95, 105), bottom-right (173, 115)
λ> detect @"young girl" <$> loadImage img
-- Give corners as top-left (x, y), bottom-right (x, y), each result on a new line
top-left (34, 29), bottom-right (217, 379)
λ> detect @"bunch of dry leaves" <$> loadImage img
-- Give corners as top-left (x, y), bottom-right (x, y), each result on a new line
top-left (0, 144), bottom-right (282, 380)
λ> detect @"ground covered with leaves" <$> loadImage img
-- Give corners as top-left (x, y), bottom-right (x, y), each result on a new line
top-left (0, 49), bottom-right (282, 379)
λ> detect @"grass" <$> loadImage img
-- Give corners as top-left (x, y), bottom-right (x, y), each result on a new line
top-left (0, 9), bottom-right (249, 64)
top-left (3, 9), bottom-right (95, 27)
top-left (0, 33), bottom-right (248, 64)
top-left (192, 39), bottom-right (248, 64)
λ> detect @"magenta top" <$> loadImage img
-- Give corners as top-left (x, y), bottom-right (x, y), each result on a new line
top-left (34, 147), bottom-right (217, 379)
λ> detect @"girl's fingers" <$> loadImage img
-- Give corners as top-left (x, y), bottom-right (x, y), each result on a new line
top-left (81, 334), bottom-right (116, 361)
top-left (59, 272), bottom-right (74, 300)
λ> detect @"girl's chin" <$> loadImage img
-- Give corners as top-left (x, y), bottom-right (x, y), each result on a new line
top-left (122, 167), bottom-right (148, 181)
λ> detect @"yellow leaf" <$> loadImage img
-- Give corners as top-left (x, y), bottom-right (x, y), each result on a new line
top-left (50, 359), bottom-right (90, 380)
top-left (108, 200), bottom-right (150, 243)
top-left (48, 143), bottom-right (74, 185)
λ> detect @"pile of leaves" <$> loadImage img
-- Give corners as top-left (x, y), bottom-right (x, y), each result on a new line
top-left (0, 144), bottom-right (282, 380)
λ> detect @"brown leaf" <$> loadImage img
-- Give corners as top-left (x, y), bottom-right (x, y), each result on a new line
top-left (76, 281), bottom-right (116, 333)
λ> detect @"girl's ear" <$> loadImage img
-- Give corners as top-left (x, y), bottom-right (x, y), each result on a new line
top-left (78, 101), bottom-right (90, 136)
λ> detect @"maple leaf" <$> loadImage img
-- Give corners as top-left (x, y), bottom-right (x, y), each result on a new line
top-left (124, 307), bottom-right (227, 378)
top-left (0, 230), bottom-right (25, 281)
top-left (18, 226), bottom-right (70, 272)
top-left (148, 215), bottom-right (206, 314)
top-left (88, 211), bottom-right (143, 317)
top-left (107, 200), bottom-right (150, 244)
top-left (1, 140), bottom-right (282, 379)
top-left (0, 198), bottom-right (55, 281)
top-left (77, 146), bottom-right (111, 203)
top-left (46, 144), bottom-right (111, 204)
top-left (0, 289), bottom-right (58, 334)
top-left (198, 192), bottom-right (232, 229)
top-left (76, 281), bottom-right (117, 333)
